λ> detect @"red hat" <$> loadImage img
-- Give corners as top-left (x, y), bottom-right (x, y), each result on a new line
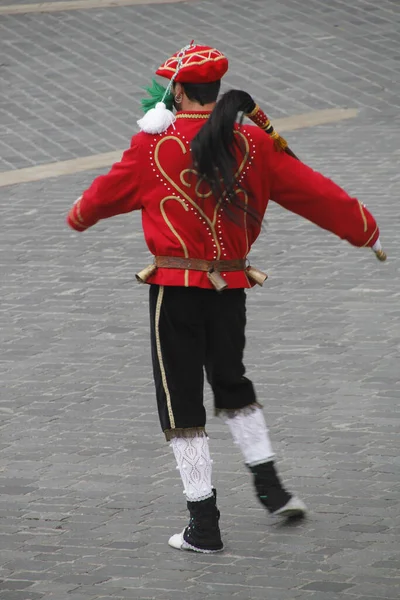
top-left (156, 43), bottom-right (228, 84)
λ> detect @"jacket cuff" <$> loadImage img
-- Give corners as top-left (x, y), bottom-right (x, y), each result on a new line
top-left (67, 212), bottom-right (88, 231)
top-left (362, 226), bottom-right (380, 248)
top-left (66, 197), bottom-right (95, 232)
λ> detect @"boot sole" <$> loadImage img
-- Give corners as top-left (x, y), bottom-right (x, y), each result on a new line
top-left (180, 540), bottom-right (224, 553)
top-left (168, 531), bottom-right (224, 553)
top-left (275, 507), bottom-right (305, 518)
top-left (272, 496), bottom-right (307, 518)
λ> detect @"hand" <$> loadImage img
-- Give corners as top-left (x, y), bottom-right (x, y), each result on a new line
top-left (372, 238), bottom-right (387, 261)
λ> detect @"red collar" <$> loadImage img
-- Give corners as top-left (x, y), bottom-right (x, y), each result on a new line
top-left (175, 110), bottom-right (212, 120)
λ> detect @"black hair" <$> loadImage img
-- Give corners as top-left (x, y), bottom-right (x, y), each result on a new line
top-left (191, 89), bottom-right (261, 223)
top-left (182, 80), bottom-right (221, 106)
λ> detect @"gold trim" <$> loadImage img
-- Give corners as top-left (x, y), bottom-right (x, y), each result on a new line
top-left (175, 113), bottom-right (210, 120)
top-left (164, 427), bottom-right (206, 441)
top-left (358, 201), bottom-right (368, 233)
top-left (180, 168), bottom-right (212, 201)
top-left (69, 212), bottom-right (85, 229)
top-left (234, 131), bottom-right (250, 176)
top-left (161, 50), bottom-right (226, 74)
top-left (155, 286), bottom-right (175, 429)
top-left (75, 200), bottom-right (84, 224)
top-left (246, 105), bottom-right (260, 118)
top-left (180, 168), bottom-right (193, 188)
top-left (160, 196), bottom-right (190, 287)
top-left (181, 169), bottom-right (213, 200)
top-left (362, 225), bottom-right (378, 248)
top-left (162, 55), bottom-right (225, 73)
top-left (154, 136), bottom-right (222, 258)
top-left (154, 131), bottom-right (251, 264)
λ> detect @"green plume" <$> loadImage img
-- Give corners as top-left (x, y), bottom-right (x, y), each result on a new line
top-left (141, 79), bottom-right (174, 114)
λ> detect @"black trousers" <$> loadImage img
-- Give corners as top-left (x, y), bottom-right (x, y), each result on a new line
top-left (149, 285), bottom-right (257, 439)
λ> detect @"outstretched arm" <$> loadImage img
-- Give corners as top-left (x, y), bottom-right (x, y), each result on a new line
top-left (67, 137), bottom-right (143, 232)
top-left (269, 148), bottom-right (381, 250)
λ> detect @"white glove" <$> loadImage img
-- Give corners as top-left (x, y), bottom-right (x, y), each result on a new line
top-left (372, 239), bottom-right (382, 252)
top-left (372, 237), bottom-right (386, 261)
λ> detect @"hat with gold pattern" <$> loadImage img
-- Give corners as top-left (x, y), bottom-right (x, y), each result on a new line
top-left (138, 41), bottom-right (227, 135)
top-left (156, 44), bottom-right (228, 83)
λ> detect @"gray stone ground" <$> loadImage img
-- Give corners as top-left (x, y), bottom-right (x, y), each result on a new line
top-left (0, 0), bottom-right (400, 598)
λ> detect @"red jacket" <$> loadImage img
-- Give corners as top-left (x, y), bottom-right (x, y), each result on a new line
top-left (67, 110), bottom-right (379, 289)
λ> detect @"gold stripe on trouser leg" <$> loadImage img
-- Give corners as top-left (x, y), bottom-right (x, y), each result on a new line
top-left (155, 286), bottom-right (175, 429)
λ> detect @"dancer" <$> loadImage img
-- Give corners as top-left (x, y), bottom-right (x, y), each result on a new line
top-left (67, 42), bottom-right (386, 553)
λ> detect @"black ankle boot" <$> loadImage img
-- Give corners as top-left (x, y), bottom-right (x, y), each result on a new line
top-left (168, 490), bottom-right (224, 553)
top-left (249, 461), bottom-right (293, 513)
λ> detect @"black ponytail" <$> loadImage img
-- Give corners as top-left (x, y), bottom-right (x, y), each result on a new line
top-left (191, 89), bottom-right (260, 222)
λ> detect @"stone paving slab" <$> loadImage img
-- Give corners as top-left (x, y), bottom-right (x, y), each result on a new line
top-left (0, 0), bottom-right (70, 5)
top-left (0, 0), bottom-right (189, 6)
top-left (0, 0), bottom-right (191, 15)
top-left (0, 0), bottom-right (400, 599)
top-left (1, 0), bottom-right (400, 172)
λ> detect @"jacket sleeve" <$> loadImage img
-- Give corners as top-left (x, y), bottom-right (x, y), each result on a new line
top-left (67, 136), bottom-right (143, 232)
top-left (269, 148), bottom-right (379, 248)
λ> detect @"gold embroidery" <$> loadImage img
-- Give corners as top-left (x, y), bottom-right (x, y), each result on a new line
top-left (155, 286), bottom-right (175, 429)
top-left (362, 225), bottom-right (378, 248)
top-left (155, 136), bottom-right (222, 258)
top-left (178, 133), bottom-right (250, 221)
top-left (175, 113), bottom-right (210, 120)
top-left (234, 131), bottom-right (250, 178)
top-left (358, 201), bottom-right (368, 233)
top-left (180, 168), bottom-right (194, 188)
top-left (160, 196), bottom-right (190, 287)
top-left (154, 130), bottom-right (252, 264)
top-left (181, 169), bottom-right (213, 200)
top-left (161, 49), bottom-right (226, 73)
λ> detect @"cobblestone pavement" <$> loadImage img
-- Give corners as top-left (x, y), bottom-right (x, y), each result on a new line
top-left (1, 0), bottom-right (400, 599)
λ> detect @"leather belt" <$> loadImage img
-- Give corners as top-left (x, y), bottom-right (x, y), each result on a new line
top-left (155, 256), bottom-right (246, 272)
top-left (135, 257), bottom-right (268, 292)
